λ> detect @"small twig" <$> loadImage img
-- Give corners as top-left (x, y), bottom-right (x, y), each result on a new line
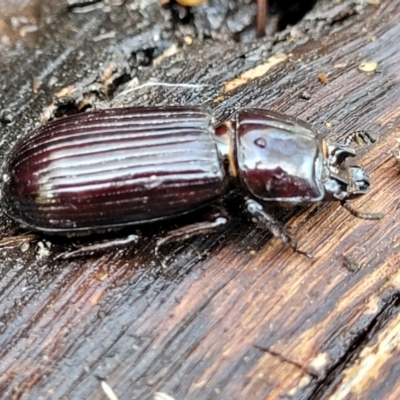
top-left (256, 0), bottom-right (269, 37)
top-left (114, 81), bottom-right (212, 100)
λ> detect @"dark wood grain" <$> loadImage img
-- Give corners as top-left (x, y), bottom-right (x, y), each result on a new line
top-left (1, 0), bottom-right (400, 399)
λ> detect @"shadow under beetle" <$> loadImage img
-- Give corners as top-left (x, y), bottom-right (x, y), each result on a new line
top-left (0, 106), bottom-right (382, 258)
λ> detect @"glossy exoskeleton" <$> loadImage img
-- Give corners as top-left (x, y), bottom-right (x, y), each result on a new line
top-left (0, 106), bottom-right (380, 257)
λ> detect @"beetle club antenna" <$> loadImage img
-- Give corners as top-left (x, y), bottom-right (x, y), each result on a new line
top-left (344, 130), bottom-right (378, 147)
top-left (341, 201), bottom-right (384, 220)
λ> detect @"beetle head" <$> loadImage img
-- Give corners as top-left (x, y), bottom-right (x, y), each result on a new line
top-left (323, 142), bottom-right (370, 201)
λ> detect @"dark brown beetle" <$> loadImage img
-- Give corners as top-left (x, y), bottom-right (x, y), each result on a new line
top-left (0, 106), bottom-right (381, 258)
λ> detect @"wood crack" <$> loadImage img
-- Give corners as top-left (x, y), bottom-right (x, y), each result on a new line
top-left (308, 293), bottom-right (400, 399)
top-left (253, 344), bottom-right (319, 379)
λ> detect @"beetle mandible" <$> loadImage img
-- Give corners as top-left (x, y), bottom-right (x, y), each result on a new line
top-left (0, 106), bottom-right (382, 258)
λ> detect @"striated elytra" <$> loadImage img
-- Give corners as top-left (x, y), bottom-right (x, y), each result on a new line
top-left (0, 106), bottom-right (380, 253)
top-left (2, 107), bottom-right (225, 232)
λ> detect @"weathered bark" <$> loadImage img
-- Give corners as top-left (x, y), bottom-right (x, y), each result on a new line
top-left (1, 0), bottom-right (400, 399)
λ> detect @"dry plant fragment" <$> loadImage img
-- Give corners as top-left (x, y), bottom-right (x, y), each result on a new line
top-left (100, 380), bottom-right (119, 400)
top-left (175, 0), bottom-right (206, 5)
top-left (358, 61), bottom-right (378, 72)
top-left (392, 138), bottom-right (400, 164)
top-left (154, 392), bottom-right (176, 400)
top-left (318, 72), bottom-right (328, 85)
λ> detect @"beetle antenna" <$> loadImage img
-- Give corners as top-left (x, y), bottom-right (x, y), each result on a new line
top-left (344, 130), bottom-right (378, 147)
top-left (341, 201), bottom-right (384, 220)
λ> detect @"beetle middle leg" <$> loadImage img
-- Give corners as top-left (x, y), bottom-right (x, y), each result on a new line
top-left (245, 199), bottom-right (311, 258)
top-left (155, 216), bottom-right (228, 268)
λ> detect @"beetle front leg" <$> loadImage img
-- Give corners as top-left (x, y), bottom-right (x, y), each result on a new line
top-left (245, 199), bottom-right (311, 257)
top-left (245, 199), bottom-right (295, 248)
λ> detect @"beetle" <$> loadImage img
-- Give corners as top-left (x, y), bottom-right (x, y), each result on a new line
top-left (0, 106), bottom-right (382, 258)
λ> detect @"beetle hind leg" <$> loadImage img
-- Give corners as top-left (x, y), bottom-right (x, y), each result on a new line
top-left (55, 234), bottom-right (140, 260)
top-left (245, 199), bottom-right (312, 258)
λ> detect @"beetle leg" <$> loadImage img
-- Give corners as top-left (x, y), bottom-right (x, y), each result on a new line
top-left (245, 199), bottom-right (295, 247)
top-left (55, 234), bottom-right (139, 260)
top-left (341, 201), bottom-right (384, 220)
top-left (155, 217), bottom-right (228, 268)
top-left (245, 199), bottom-right (311, 257)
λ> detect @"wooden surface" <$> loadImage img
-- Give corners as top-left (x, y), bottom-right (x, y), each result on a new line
top-left (1, 0), bottom-right (400, 399)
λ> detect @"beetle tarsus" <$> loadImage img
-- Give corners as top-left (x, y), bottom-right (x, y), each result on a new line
top-left (56, 234), bottom-right (139, 260)
top-left (341, 201), bottom-right (384, 220)
top-left (155, 217), bottom-right (227, 268)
